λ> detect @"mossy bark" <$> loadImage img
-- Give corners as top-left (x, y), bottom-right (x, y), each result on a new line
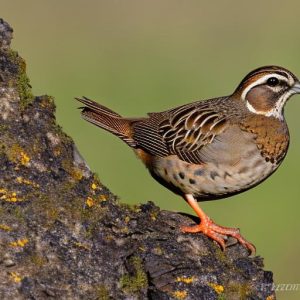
top-left (0, 18), bottom-right (276, 300)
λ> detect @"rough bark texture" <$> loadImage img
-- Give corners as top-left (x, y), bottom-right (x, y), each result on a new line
top-left (0, 19), bottom-right (276, 300)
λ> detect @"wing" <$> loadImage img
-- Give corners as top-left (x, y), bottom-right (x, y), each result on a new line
top-left (159, 100), bottom-right (229, 163)
top-left (132, 97), bottom-right (230, 164)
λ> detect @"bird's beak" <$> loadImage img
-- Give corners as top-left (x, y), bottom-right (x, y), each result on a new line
top-left (291, 82), bottom-right (300, 94)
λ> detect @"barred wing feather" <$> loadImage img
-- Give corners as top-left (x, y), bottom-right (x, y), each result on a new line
top-left (133, 98), bottom-right (230, 164)
top-left (159, 104), bottom-right (228, 163)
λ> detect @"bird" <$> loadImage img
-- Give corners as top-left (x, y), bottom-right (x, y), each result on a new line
top-left (76, 66), bottom-right (300, 255)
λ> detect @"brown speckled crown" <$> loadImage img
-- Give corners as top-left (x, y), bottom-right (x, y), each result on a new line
top-left (235, 65), bottom-right (299, 94)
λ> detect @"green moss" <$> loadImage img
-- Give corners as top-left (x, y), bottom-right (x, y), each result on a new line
top-left (0, 206), bottom-right (4, 217)
top-left (119, 202), bottom-right (141, 213)
top-left (215, 247), bottom-right (229, 263)
top-left (0, 124), bottom-right (8, 132)
top-left (95, 284), bottom-right (110, 300)
top-left (7, 49), bottom-right (34, 109)
top-left (7, 49), bottom-right (19, 62)
top-left (28, 191), bottom-right (60, 228)
top-left (61, 159), bottom-right (83, 181)
top-left (39, 95), bottom-right (55, 111)
top-left (224, 282), bottom-right (251, 300)
top-left (30, 254), bottom-right (47, 267)
top-left (5, 143), bottom-right (29, 165)
top-left (80, 205), bottom-right (108, 239)
top-left (44, 205), bottom-right (59, 224)
top-left (12, 206), bottom-right (25, 223)
top-left (17, 71), bottom-right (34, 109)
top-left (120, 256), bottom-right (148, 294)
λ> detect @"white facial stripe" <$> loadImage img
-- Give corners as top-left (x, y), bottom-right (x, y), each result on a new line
top-left (241, 73), bottom-right (290, 101)
top-left (265, 90), bottom-right (294, 119)
top-left (243, 73), bottom-right (294, 119)
top-left (246, 90), bottom-right (294, 120)
top-left (246, 101), bottom-right (260, 114)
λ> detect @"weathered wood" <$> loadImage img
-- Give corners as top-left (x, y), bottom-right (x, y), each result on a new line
top-left (0, 18), bottom-right (275, 300)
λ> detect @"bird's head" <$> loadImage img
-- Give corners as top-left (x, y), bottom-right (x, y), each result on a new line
top-left (234, 66), bottom-right (300, 119)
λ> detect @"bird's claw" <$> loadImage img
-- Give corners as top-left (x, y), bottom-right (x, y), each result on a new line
top-left (181, 219), bottom-right (256, 256)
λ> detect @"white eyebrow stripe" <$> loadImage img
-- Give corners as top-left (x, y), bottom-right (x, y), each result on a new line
top-left (241, 73), bottom-right (289, 101)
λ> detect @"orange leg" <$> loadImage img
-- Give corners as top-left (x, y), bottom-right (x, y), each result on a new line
top-left (181, 194), bottom-right (256, 255)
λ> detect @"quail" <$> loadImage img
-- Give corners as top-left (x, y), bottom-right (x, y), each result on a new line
top-left (76, 66), bottom-right (300, 255)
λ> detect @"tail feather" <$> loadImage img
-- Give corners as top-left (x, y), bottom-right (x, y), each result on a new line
top-left (76, 97), bottom-right (137, 147)
top-left (76, 96), bottom-right (122, 118)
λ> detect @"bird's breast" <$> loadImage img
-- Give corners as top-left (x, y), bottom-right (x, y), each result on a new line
top-left (149, 151), bottom-right (278, 200)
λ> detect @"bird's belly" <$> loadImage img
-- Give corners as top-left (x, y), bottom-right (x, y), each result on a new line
top-left (151, 154), bottom-right (278, 199)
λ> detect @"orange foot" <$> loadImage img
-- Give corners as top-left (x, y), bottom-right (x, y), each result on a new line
top-left (182, 194), bottom-right (256, 255)
top-left (181, 218), bottom-right (256, 255)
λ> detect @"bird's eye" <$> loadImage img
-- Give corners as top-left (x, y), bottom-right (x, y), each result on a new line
top-left (267, 77), bottom-right (279, 87)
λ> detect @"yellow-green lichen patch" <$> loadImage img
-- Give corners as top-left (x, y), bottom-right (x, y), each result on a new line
top-left (91, 182), bottom-right (97, 190)
top-left (138, 246), bottom-right (146, 252)
top-left (152, 246), bottom-right (163, 255)
top-left (70, 168), bottom-right (84, 181)
top-left (30, 192), bottom-right (60, 228)
top-left (223, 282), bottom-right (251, 299)
top-left (53, 148), bottom-right (61, 157)
top-left (95, 284), bottom-right (110, 300)
top-left (173, 290), bottom-right (188, 299)
top-left (5, 144), bottom-right (30, 166)
top-left (120, 256), bottom-right (148, 294)
top-left (11, 206), bottom-right (25, 223)
top-left (119, 226), bottom-right (129, 234)
top-left (61, 160), bottom-right (83, 181)
top-left (99, 194), bottom-right (107, 202)
top-left (176, 276), bottom-right (195, 284)
top-left (30, 254), bottom-right (47, 267)
top-left (0, 188), bottom-right (23, 202)
top-left (10, 238), bottom-right (28, 247)
top-left (85, 194), bottom-right (107, 208)
top-left (39, 95), bottom-right (55, 110)
top-left (119, 202), bottom-right (142, 213)
top-left (209, 283), bottom-right (224, 295)
top-left (74, 242), bottom-right (91, 251)
top-left (16, 176), bottom-right (39, 188)
top-left (0, 224), bottom-right (12, 231)
top-left (43, 204), bottom-right (59, 222)
top-left (86, 197), bottom-right (95, 207)
top-left (9, 271), bottom-right (22, 283)
top-left (215, 246), bottom-right (230, 264)
top-left (0, 124), bottom-right (9, 132)
top-left (150, 211), bottom-right (158, 221)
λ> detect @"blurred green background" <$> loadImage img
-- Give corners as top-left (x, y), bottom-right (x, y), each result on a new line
top-left (2, 1), bottom-right (300, 298)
